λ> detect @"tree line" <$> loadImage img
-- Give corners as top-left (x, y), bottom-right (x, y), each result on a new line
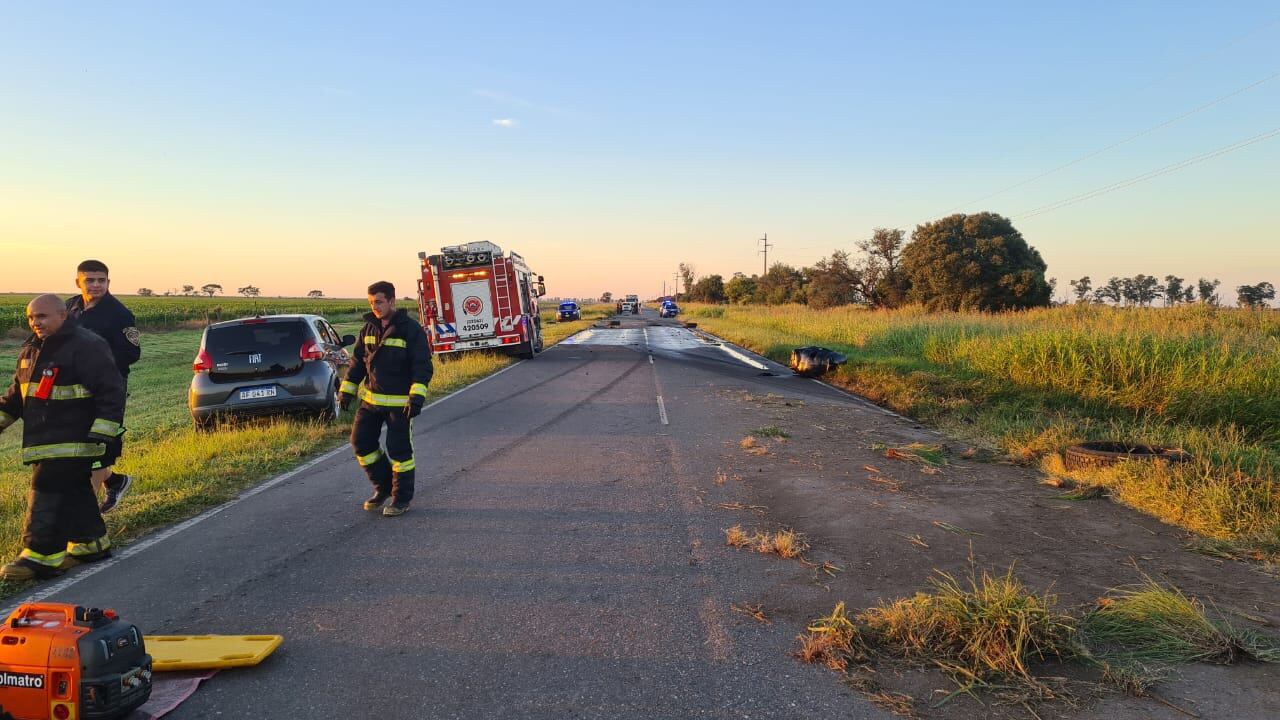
top-left (674, 212), bottom-right (1274, 311)
top-left (135, 285), bottom-right (327, 299)
top-left (1067, 276), bottom-right (1275, 309)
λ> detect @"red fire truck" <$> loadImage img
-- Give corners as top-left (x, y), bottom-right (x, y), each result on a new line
top-left (417, 241), bottom-right (547, 358)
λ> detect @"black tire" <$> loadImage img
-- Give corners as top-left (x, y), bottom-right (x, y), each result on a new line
top-left (319, 381), bottom-right (341, 423)
top-left (1062, 442), bottom-right (1192, 472)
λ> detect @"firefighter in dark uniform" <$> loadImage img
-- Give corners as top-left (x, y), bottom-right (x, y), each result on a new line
top-left (66, 259), bottom-right (141, 512)
top-left (0, 295), bottom-right (125, 581)
top-left (340, 281), bottom-right (433, 517)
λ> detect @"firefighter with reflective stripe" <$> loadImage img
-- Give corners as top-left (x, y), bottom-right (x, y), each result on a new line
top-left (340, 281), bottom-right (433, 517)
top-left (67, 258), bottom-right (141, 513)
top-left (0, 294), bottom-right (125, 581)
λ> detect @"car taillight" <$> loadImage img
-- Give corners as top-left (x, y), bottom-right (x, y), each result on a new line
top-left (193, 349), bottom-right (213, 373)
top-left (300, 339), bottom-right (325, 361)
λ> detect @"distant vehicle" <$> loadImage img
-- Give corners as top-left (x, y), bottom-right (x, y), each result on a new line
top-left (189, 314), bottom-right (354, 429)
top-left (557, 301), bottom-right (581, 321)
top-left (619, 300), bottom-right (637, 314)
top-left (418, 241), bottom-right (546, 359)
top-left (659, 300), bottom-right (679, 318)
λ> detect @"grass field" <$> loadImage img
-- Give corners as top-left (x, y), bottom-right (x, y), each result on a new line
top-left (0, 303), bottom-right (608, 591)
top-left (0, 294), bottom-right (369, 335)
top-left (685, 303), bottom-right (1280, 551)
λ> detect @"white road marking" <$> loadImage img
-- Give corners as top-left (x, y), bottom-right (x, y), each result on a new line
top-left (717, 343), bottom-right (768, 370)
top-left (656, 395), bottom-right (669, 425)
top-left (1, 359), bottom-right (529, 613)
top-left (649, 355), bottom-right (654, 365)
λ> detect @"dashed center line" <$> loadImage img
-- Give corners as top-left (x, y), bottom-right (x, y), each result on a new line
top-left (656, 395), bottom-right (669, 425)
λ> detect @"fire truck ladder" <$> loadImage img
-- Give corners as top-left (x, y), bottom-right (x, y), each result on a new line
top-left (493, 256), bottom-right (513, 319)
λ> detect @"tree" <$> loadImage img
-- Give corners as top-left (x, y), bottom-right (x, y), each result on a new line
top-left (1122, 274), bottom-right (1161, 307)
top-left (724, 273), bottom-right (757, 305)
top-left (307, 290), bottom-right (324, 298)
top-left (688, 274), bottom-right (726, 303)
top-left (137, 288), bottom-right (154, 297)
top-left (1162, 276), bottom-right (1186, 307)
top-left (182, 284), bottom-right (195, 296)
top-left (1094, 277), bottom-right (1123, 305)
top-left (900, 212), bottom-right (1051, 311)
top-left (1069, 277), bottom-right (1092, 304)
top-left (757, 263), bottom-right (806, 304)
top-left (806, 251), bottom-right (862, 309)
top-left (600, 292), bottom-right (613, 303)
top-left (1182, 285), bottom-right (1196, 304)
top-left (1236, 282), bottom-right (1276, 309)
top-left (1196, 278), bottom-right (1221, 306)
top-left (237, 285), bottom-right (260, 297)
top-left (678, 263), bottom-right (697, 297)
top-left (201, 283), bottom-right (223, 297)
top-left (854, 228), bottom-right (907, 308)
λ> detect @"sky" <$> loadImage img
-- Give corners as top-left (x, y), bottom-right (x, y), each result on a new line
top-left (1, 1), bottom-right (1278, 303)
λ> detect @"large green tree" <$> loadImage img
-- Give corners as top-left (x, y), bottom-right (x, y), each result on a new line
top-left (900, 213), bottom-right (1051, 311)
top-left (805, 251), bottom-right (861, 309)
top-left (688, 274), bottom-right (727, 303)
top-left (724, 273), bottom-right (757, 304)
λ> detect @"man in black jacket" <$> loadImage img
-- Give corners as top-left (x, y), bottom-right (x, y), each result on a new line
top-left (0, 295), bottom-right (126, 581)
top-left (67, 259), bottom-right (140, 512)
top-left (340, 281), bottom-right (433, 517)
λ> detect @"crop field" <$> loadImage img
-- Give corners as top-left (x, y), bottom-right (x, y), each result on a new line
top-left (0, 303), bottom-right (607, 590)
top-left (0, 294), bottom-right (369, 335)
top-left (686, 303), bottom-right (1280, 553)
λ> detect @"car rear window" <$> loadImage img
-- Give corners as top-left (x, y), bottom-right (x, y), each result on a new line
top-left (207, 321), bottom-right (308, 354)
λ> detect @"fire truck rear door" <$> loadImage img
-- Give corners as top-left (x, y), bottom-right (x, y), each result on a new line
top-left (451, 279), bottom-right (496, 339)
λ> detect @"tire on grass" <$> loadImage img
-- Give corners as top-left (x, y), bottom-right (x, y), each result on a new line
top-left (1062, 442), bottom-right (1193, 472)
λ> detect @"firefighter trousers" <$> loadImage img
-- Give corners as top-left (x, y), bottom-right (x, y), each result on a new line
top-left (21, 459), bottom-right (109, 567)
top-left (350, 404), bottom-right (416, 503)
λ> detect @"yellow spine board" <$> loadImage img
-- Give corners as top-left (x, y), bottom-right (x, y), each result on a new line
top-left (145, 634), bottom-right (283, 671)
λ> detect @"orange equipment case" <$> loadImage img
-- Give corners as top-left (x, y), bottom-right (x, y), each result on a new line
top-left (0, 603), bottom-right (152, 720)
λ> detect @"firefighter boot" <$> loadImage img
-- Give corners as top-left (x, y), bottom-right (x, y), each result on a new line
top-left (1, 558), bottom-right (63, 582)
top-left (384, 463), bottom-right (414, 517)
top-left (61, 536), bottom-right (113, 570)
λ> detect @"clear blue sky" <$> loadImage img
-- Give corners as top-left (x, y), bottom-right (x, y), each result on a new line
top-left (2, 1), bottom-right (1277, 302)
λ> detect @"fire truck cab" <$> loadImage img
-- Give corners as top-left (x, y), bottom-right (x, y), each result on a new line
top-left (417, 241), bottom-right (547, 358)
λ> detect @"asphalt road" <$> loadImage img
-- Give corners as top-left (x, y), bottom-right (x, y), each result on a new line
top-left (11, 309), bottom-right (887, 719)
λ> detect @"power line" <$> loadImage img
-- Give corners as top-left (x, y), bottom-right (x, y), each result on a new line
top-left (941, 68), bottom-right (1280, 215)
top-left (1016, 125), bottom-right (1280, 219)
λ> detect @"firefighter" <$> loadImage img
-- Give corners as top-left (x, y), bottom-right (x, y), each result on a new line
top-left (0, 294), bottom-right (125, 581)
top-left (340, 281), bottom-right (433, 517)
top-left (67, 259), bottom-right (141, 513)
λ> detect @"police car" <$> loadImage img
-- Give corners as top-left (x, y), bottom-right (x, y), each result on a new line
top-left (659, 300), bottom-right (679, 318)
top-left (557, 301), bottom-right (581, 321)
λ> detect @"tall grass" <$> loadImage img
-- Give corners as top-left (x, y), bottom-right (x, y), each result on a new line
top-left (687, 303), bottom-right (1280, 543)
top-left (0, 294), bottom-right (368, 334)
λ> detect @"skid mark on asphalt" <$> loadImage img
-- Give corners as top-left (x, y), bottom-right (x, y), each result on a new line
top-left (650, 346), bottom-right (735, 664)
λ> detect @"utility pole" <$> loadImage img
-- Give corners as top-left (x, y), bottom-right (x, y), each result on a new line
top-left (759, 233), bottom-right (772, 276)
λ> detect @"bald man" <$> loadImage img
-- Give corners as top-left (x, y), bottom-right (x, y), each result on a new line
top-left (0, 294), bottom-right (126, 581)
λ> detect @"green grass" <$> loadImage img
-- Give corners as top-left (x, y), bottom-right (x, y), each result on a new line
top-left (685, 303), bottom-right (1280, 546)
top-left (0, 293), bottom-right (367, 334)
top-left (0, 309), bottom-right (602, 593)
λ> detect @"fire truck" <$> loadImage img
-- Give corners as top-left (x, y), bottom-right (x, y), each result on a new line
top-left (417, 241), bottom-right (547, 359)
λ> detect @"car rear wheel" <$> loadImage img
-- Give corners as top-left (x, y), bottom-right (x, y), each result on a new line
top-left (319, 380), bottom-right (341, 423)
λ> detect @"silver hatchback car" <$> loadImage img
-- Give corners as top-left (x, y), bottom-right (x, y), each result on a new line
top-left (189, 314), bottom-right (354, 429)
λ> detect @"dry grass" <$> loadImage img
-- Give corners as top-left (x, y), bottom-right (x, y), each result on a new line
top-left (859, 568), bottom-right (1075, 689)
top-left (881, 442), bottom-right (948, 468)
top-left (731, 602), bottom-right (771, 624)
top-left (739, 436), bottom-right (758, 449)
top-left (799, 569), bottom-right (1280, 704)
top-left (723, 525), bottom-right (810, 559)
top-left (795, 601), bottom-right (864, 672)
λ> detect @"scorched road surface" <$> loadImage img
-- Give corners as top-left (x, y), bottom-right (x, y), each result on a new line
top-left (16, 311), bottom-right (887, 719)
